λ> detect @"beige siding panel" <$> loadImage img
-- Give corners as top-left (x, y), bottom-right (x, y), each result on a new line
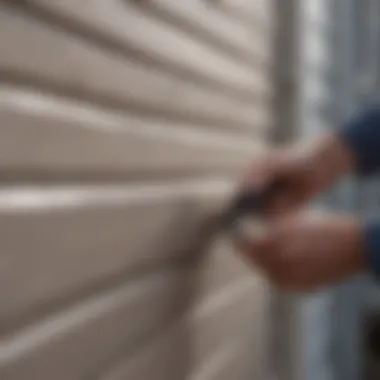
top-left (219, 0), bottom-right (274, 28)
top-left (146, 0), bottom-right (272, 65)
top-left (189, 338), bottom-right (247, 380)
top-left (195, 345), bottom-right (258, 380)
top-left (26, 0), bottom-right (271, 98)
top-left (101, 323), bottom-right (190, 380)
top-left (0, 270), bottom-right (186, 380)
top-left (0, 90), bottom-right (264, 177)
top-left (0, 1), bottom-right (275, 379)
top-left (193, 239), bottom-right (254, 299)
top-left (190, 327), bottom-right (268, 380)
top-left (0, 10), bottom-right (267, 133)
top-left (100, 281), bottom-right (268, 380)
top-left (101, 328), bottom-right (246, 380)
top-left (191, 278), bottom-right (268, 366)
top-left (0, 184), bottom-right (219, 331)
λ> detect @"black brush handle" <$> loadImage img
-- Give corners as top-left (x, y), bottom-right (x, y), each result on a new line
top-left (222, 179), bottom-right (286, 230)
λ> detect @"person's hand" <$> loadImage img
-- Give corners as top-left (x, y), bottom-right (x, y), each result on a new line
top-left (242, 133), bottom-right (355, 215)
top-left (238, 212), bottom-right (365, 292)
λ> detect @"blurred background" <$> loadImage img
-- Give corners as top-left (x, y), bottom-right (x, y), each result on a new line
top-left (0, 0), bottom-right (380, 379)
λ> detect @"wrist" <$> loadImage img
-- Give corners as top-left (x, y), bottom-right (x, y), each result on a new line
top-left (338, 104), bottom-right (380, 176)
top-left (363, 219), bottom-right (380, 279)
top-left (308, 133), bottom-right (356, 188)
top-left (344, 219), bottom-right (366, 277)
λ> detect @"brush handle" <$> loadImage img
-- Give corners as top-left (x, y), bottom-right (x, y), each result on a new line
top-left (223, 179), bottom-right (286, 231)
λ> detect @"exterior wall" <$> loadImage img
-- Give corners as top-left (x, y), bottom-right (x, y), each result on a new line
top-left (0, 1), bottom-right (276, 379)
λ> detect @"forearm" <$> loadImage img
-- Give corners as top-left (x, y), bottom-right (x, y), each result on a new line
top-left (338, 104), bottom-right (380, 176)
top-left (306, 104), bottom-right (380, 190)
top-left (363, 220), bottom-right (380, 278)
top-left (337, 104), bottom-right (380, 277)
top-left (308, 132), bottom-right (356, 188)
top-left (314, 105), bottom-right (380, 278)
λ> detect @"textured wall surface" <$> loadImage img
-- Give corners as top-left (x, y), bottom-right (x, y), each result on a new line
top-left (0, 1), bottom-right (275, 379)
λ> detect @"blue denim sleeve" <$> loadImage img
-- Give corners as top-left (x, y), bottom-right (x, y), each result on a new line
top-left (339, 104), bottom-right (380, 176)
top-left (364, 220), bottom-right (380, 279)
top-left (339, 105), bottom-right (380, 277)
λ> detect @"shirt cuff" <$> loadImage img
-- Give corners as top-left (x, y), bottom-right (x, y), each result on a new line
top-left (364, 219), bottom-right (380, 279)
top-left (338, 104), bottom-right (380, 176)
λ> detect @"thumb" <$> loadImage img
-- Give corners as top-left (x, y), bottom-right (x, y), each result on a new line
top-left (235, 229), bottom-right (272, 263)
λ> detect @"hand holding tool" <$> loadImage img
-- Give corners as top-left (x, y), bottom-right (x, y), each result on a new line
top-left (220, 179), bottom-right (285, 240)
top-left (197, 179), bottom-right (286, 255)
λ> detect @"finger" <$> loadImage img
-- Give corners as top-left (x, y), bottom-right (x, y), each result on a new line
top-left (268, 192), bottom-right (298, 216)
top-left (242, 171), bottom-right (271, 190)
top-left (240, 155), bottom-right (277, 190)
top-left (235, 233), bottom-right (274, 268)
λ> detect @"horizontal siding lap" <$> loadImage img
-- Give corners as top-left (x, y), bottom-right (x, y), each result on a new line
top-left (0, 270), bottom-right (187, 380)
top-left (144, 0), bottom-right (272, 66)
top-left (23, 0), bottom-right (271, 98)
top-left (0, 8), bottom-right (269, 133)
top-left (189, 338), bottom-right (248, 380)
top-left (191, 277), bottom-right (268, 366)
top-left (0, 0), bottom-right (275, 379)
top-left (99, 279), bottom-right (268, 380)
top-left (192, 238), bottom-right (254, 298)
top-left (0, 185), bottom-right (208, 331)
top-left (0, 89), bottom-right (265, 177)
top-left (218, 0), bottom-right (274, 28)
top-left (100, 323), bottom-right (190, 380)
